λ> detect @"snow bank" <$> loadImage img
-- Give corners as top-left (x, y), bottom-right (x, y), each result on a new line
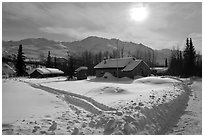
top-left (139, 85), bottom-right (191, 134)
top-left (64, 95), bottom-right (102, 114)
top-left (167, 79), bottom-right (202, 135)
top-left (91, 72), bottom-right (133, 83)
top-left (134, 76), bottom-right (178, 84)
top-left (19, 76), bottom-right (67, 84)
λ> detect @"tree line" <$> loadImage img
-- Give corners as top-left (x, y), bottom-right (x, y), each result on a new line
top-left (13, 38), bottom-right (202, 78)
top-left (44, 47), bottom-right (159, 76)
top-left (14, 45), bottom-right (158, 77)
top-left (168, 38), bottom-right (202, 77)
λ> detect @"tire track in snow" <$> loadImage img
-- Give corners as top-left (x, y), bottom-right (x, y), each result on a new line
top-left (29, 83), bottom-right (116, 114)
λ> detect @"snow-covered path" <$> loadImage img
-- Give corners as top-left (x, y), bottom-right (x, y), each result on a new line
top-left (167, 79), bottom-right (202, 135)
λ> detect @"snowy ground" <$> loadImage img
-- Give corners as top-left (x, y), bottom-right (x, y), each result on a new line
top-left (41, 76), bottom-right (182, 108)
top-left (2, 79), bottom-right (68, 134)
top-left (2, 76), bottom-right (201, 135)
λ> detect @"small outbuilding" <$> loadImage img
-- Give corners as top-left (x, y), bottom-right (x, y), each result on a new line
top-left (94, 57), bottom-right (151, 79)
top-left (151, 67), bottom-right (168, 76)
top-left (75, 66), bottom-right (88, 80)
top-left (29, 68), bottom-right (64, 78)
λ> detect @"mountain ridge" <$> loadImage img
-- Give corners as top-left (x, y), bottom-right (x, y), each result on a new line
top-left (2, 36), bottom-right (172, 65)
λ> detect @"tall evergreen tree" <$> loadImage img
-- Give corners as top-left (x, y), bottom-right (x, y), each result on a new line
top-left (165, 58), bottom-right (168, 67)
top-left (168, 48), bottom-right (177, 75)
top-left (67, 52), bottom-right (75, 78)
top-left (178, 51), bottom-right (183, 75)
top-left (195, 53), bottom-right (202, 77)
top-left (54, 56), bottom-right (57, 68)
top-left (183, 38), bottom-right (196, 77)
top-left (15, 44), bottom-right (26, 76)
top-left (46, 51), bottom-right (51, 68)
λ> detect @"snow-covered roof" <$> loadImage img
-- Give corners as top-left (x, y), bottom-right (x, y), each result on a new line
top-left (94, 57), bottom-right (146, 71)
top-left (46, 68), bottom-right (64, 74)
top-left (30, 68), bottom-right (64, 75)
top-left (36, 68), bottom-right (51, 74)
top-left (75, 66), bottom-right (88, 72)
top-left (151, 67), bottom-right (168, 73)
top-left (94, 57), bottom-right (135, 69)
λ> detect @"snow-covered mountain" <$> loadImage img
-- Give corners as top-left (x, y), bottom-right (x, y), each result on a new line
top-left (2, 38), bottom-right (68, 59)
top-left (2, 36), bottom-right (172, 65)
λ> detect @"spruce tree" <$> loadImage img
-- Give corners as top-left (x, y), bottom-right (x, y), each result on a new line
top-left (168, 49), bottom-right (177, 75)
top-left (67, 52), bottom-right (75, 78)
top-left (46, 51), bottom-right (51, 68)
top-left (165, 58), bottom-right (168, 67)
top-left (183, 38), bottom-right (196, 77)
top-left (54, 56), bottom-right (57, 68)
top-left (15, 44), bottom-right (26, 76)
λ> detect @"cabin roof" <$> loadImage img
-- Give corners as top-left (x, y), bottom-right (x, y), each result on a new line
top-left (94, 57), bottom-right (135, 69)
top-left (30, 68), bottom-right (64, 75)
top-left (75, 66), bottom-right (88, 72)
top-left (122, 60), bottom-right (142, 71)
top-left (94, 57), bottom-right (145, 71)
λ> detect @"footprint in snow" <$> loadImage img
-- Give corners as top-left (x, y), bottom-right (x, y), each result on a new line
top-left (48, 121), bottom-right (57, 132)
top-left (71, 127), bottom-right (79, 135)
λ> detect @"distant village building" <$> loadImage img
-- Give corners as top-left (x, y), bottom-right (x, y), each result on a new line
top-left (75, 66), bottom-right (88, 80)
top-left (94, 57), bottom-right (151, 79)
top-left (29, 68), bottom-right (64, 78)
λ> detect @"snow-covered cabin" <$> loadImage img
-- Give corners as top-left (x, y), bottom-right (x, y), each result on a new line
top-left (29, 68), bottom-right (64, 78)
top-left (75, 66), bottom-right (88, 80)
top-left (94, 57), bottom-right (151, 79)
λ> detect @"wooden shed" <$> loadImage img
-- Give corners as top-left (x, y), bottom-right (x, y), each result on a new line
top-left (75, 66), bottom-right (88, 80)
top-left (94, 57), bottom-right (151, 79)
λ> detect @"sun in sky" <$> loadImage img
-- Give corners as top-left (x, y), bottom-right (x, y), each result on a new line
top-left (129, 4), bottom-right (149, 22)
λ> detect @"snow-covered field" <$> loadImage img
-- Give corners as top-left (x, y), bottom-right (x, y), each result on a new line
top-left (42, 76), bottom-right (182, 108)
top-left (2, 76), bottom-right (201, 135)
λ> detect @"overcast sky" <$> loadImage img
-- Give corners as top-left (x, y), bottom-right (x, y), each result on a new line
top-left (2, 2), bottom-right (202, 51)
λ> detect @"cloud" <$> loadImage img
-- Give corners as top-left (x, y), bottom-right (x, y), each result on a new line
top-left (39, 27), bottom-right (116, 40)
top-left (2, 2), bottom-right (202, 51)
top-left (189, 33), bottom-right (202, 38)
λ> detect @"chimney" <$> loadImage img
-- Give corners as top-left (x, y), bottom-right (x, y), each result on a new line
top-left (104, 57), bottom-right (107, 64)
